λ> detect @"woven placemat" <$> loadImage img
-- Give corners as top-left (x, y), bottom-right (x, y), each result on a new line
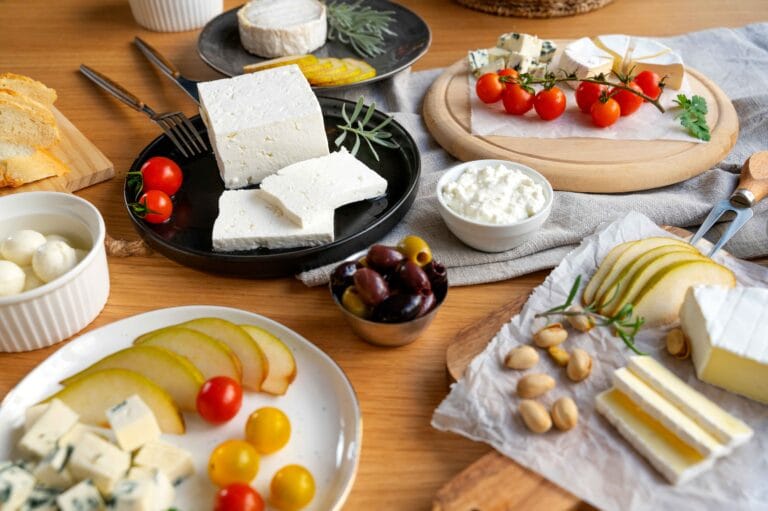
top-left (454, 0), bottom-right (615, 18)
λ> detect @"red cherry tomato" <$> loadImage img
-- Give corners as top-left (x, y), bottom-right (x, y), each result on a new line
top-left (502, 84), bottom-right (534, 115)
top-left (475, 73), bottom-right (505, 104)
top-left (197, 376), bottom-right (243, 424)
top-left (634, 70), bottom-right (662, 101)
top-left (140, 156), bottom-right (183, 196)
top-left (575, 82), bottom-right (607, 114)
top-left (611, 81), bottom-right (644, 116)
top-left (533, 87), bottom-right (566, 121)
top-left (590, 97), bottom-right (621, 128)
top-left (136, 190), bottom-right (173, 224)
top-left (215, 484), bottom-right (265, 511)
top-left (497, 68), bottom-right (519, 89)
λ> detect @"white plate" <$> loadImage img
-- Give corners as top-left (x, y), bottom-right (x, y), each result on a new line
top-left (0, 306), bottom-right (362, 510)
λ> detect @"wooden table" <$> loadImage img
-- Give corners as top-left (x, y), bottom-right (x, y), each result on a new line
top-left (1, 1), bottom-right (765, 509)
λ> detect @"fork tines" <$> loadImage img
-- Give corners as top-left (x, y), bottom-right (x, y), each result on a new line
top-left (154, 112), bottom-right (207, 158)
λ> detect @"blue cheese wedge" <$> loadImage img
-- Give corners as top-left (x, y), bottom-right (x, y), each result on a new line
top-left (56, 480), bottom-right (104, 511)
top-left (68, 433), bottom-right (130, 496)
top-left (198, 65), bottom-right (329, 189)
top-left (469, 48), bottom-right (510, 77)
top-left (106, 396), bottom-right (161, 453)
top-left (19, 400), bottom-right (79, 458)
top-left (212, 190), bottom-right (335, 252)
top-left (133, 441), bottom-right (194, 486)
top-left (0, 464), bottom-right (35, 510)
top-left (539, 40), bottom-right (557, 63)
top-left (497, 32), bottom-right (541, 58)
top-left (467, 49), bottom-right (489, 76)
top-left (32, 445), bottom-right (73, 490)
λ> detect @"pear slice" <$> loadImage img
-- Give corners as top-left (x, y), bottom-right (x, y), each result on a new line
top-left (138, 318), bottom-right (268, 392)
top-left (240, 325), bottom-right (297, 396)
top-left (591, 237), bottom-right (693, 307)
top-left (595, 244), bottom-right (700, 309)
top-left (633, 260), bottom-right (736, 326)
top-left (60, 346), bottom-right (204, 412)
top-left (45, 368), bottom-right (185, 434)
top-left (600, 251), bottom-right (706, 316)
top-left (135, 327), bottom-right (242, 383)
top-left (583, 241), bottom-right (634, 306)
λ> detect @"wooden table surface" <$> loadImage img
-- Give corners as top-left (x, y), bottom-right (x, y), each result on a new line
top-left (1, 1), bottom-right (765, 509)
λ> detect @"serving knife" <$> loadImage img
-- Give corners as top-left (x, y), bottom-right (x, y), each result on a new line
top-left (134, 36), bottom-right (200, 105)
top-left (690, 151), bottom-right (768, 256)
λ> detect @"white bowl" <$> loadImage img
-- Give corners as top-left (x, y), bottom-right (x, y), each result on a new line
top-left (436, 159), bottom-right (554, 253)
top-left (0, 192), bottom-right (110, 352)
top-left (128, 0), bottom-right (223, 32)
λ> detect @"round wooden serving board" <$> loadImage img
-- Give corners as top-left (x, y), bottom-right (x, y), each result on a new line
top-left (423, 45), bottom-right (739, 193)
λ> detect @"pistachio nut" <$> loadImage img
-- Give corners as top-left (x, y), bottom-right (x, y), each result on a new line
top-left (566, 305), bottom-right (595, 332)
top-left (533, 323), bottom-right (568, 348)
top-left (504, 345), bottom-right (540, 370)
top-left (566, 348), bottom-right (592, 382)
top-left (517, 373), bottom-right (556, 398)
top-left (547, 346), bottom-right (570, 367)
top-left (551, 397), bottom-right (579, 431)
top-left (519, 399), bottom-right (552, 434)
top-left (666, 328), bottom-right (691, 360)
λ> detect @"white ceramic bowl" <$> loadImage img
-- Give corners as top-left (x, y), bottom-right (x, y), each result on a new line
top-left (0, 192), bottom-right (109, 352)
top-left (436, 159), bottom-right (554, 253)
top-left (128, 0), bottom-right (223, 32)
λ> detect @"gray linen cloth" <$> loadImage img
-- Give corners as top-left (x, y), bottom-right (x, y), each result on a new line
top-left (298, 22), bottom-right (768, 286)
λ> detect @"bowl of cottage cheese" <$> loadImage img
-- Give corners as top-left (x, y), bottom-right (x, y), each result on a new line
top-left (436, 160), bottom-right (553, 252)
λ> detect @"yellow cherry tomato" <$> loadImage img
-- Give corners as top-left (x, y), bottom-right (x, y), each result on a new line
top-left (396, 235), bottom-right (432, 266)
top-left (208, 439), bottom-right (260, 487)
top-left (245, 407), bottom-right (292, 455)
top-left (270, 465), bottom-right (315, 511)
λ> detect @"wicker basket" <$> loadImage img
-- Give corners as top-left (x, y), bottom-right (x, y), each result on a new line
top-left (454, 0), bottom-right (615, 18)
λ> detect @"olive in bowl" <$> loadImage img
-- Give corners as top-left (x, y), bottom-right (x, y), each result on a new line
top-left (330, 235), bottom-right (448, 347)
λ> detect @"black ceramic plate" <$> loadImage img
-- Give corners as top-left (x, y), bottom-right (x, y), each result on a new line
top-left (125, 97), bottom-right (420, 278)
top-left (197, 0), bottom-right (431, 90)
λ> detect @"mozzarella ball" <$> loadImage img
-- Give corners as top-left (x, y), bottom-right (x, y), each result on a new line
top-left (32, 240), bottom-right (78, 283)
top-left (22, 266), bottom-right (44, 291)
top-left (45, 234), bottom-right (70, 244)
top-left (0, 260), bottom-right (25, 296)
top-left (1, 230), bottom-right (47, 266)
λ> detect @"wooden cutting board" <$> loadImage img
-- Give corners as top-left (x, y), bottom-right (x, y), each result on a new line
top-left (423, 42), bottom-right (739, 194)
top-left (0, 107), bottom-right (114, 196)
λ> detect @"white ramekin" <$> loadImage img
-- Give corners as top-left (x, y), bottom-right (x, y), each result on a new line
top-left (436, 159), bottom-right (554, 253)
top-left (128, 0), bottom-right (223, 32)
top-left (0, 192), bottom-right (110, 352)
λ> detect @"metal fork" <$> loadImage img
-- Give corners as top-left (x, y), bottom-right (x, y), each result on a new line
top-left (79, 64), bottom-right (207, 158)
top-left (133, 36), bottom-right (200, 105)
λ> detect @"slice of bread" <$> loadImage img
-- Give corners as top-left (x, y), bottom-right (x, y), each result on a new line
top-left (0, 73), bottom-right (57, 106)
top-left (0, 140), bottom-right (35, 160)
top-left (0, 89), bottom-right (58, 147)
top-left (0, 148), bottom-right (69, 188)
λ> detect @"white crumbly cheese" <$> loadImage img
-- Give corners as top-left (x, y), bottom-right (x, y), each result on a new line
top-left (0, 464), bottom-right (35, 510)
top-left (19, 400), bottom-right (79, 458)
top-left (1, 230), bottom-right (46, 266)
top-left (0, 260), bottom-right (25, 297)
top-left (133, 441), bottom-right (194, 486)
top-left (560, 37), bottom-right (614, 88)
top-left (440, 164), bottom-right (546, 225)
top-left (56, 480), bottom-right (104, 511)
top-left (33, 445), bottom-right (74, 490)
top-left (237, 0), bottom-right (327, 58)
top-left (497, 32), bottom-right (541, 58)
top-left (212, 189), bottom-right (334, 251)
top-left (106, 396), bottom-right (161, 453)
top-left (681, 286), bottom-right (768, 404)
top-left (68, 433), bottom-right (130, 496)
top-left (259, 148), bottom-right (388, 228)
top-left (198, 65), bottom-right (329, 189)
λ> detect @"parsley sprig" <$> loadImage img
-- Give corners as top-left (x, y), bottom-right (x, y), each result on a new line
top-left (674, 94), bottom-right (711, 141)
top-left (335, 97), bottom-right (399, 161)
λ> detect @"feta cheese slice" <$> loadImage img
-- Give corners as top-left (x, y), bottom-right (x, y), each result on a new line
top-left (260, 148), bottom-right (388, 228)
top-left (32, 445), bottom-right (74, 490)
top-left (133, 441), bottom-right (194, 486)
top-left (212, 190), bottom-right (335, 252)
top-left (19, 400), bottom-right (79, 458)
top-left (56, 480), bottom-right (104, 511)
top-left (106, 396), bottom-right (161, 453)
top-left (68, 433), bottom-right (130, 496)
top-left (0, 464), bottom-right (35, 511)
top-left (198, 65), bottom-right (329, 189)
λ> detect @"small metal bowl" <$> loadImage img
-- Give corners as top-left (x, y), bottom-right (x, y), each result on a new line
top-left (329, 252), bottom-right (448, 348)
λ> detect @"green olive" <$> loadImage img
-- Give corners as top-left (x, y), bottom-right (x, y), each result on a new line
top-left (341, 286), bottom-right (371, 319)
top-left (396, 235), bottom-right (432, 266)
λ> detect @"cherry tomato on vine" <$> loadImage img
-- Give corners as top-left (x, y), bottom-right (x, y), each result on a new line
top-left (133, 190), bottom-right (172, 224)
top-left (634, 70), bottom-right (662, 101)
top-left (611, 81), bottom-right (644, 116)
top-left (197, 376), bottom-right (243, 424)
top-left (475, 73), bottom-right (505, 104)
top-left (209, 440), bottom-right (260, 487)
top-left (575, 82), bottom-right (607, 114)
top-left (215, 484), bottom-right (265, 511)
top-left (590, 97), bottom-right (621, 127)
top-left (139, 156), bottom-right (183, 196)
top-left (502, 84), bottom-right (534, 115)
top-left (497, 68), bottom-right (519, 87)
top-left (534, 87), bottom-right (566, 121)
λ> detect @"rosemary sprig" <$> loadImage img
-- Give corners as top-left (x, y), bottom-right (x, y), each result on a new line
top-left (535, 275), bottom-right (647, 355)
top-left (334, 97), bottom-right (399, 161)
top-left (326, 1), bottom-right (396, 59)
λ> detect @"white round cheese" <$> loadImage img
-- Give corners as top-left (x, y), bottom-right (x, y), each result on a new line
top-left (32, 240), bottom-right (78, 283)
top-left (237, 0), bottom-right (327, 58)
top-left (1, 229), bottom-right (47, 266)
top-left (0, 260), bottom-right (25, 296)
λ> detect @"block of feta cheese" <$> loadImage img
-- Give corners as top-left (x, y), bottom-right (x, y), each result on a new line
top-left (56, 480), bottom-right (104, 511)
top-left (133, 440), bottom-right (194, 485)
top-left (106, 395), bottom-right (161, 452)
top-left (212, 189), bottom-right (335, 252)
top-left (68, 432), bottom-right (130, 496)
top-left (238, 0), bottom-right (327, 58)
top-left (0, 464), bottom-right (36, 510)
top-left (19, 399), bottom-right (79, 458)
top-left (33, 445), bottom-right (74, 490)
top-left (260, 148), bottom-right (388, 228)
top-left (198, 65), bottom-right (329, 189)
top-left (681, 286), bottom-right (768, 404)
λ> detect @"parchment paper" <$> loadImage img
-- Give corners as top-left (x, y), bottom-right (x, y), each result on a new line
top-left (432, 211), bottom-right (768, 511)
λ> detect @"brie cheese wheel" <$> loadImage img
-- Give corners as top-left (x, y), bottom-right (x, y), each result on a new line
top-left (238, 0), bottom-right (327, 58)
top-left (559, 37), bottom-right (613, 88)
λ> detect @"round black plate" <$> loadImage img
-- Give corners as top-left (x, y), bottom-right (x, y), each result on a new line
top-left (197, 0), bottom-right (431, 90)
top-left (125, 97), bottom-right (420, 278)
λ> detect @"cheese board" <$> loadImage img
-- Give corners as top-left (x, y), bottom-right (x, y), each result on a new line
top-left (423, 39), bottom-right (739, 193)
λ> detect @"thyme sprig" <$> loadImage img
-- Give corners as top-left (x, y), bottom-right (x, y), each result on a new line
top-left (335, 97), bottom-right (399, 161)
top-left (535, 275), bottom-right (647, 355)
top-left (326, 1), bottom-right (396, 59)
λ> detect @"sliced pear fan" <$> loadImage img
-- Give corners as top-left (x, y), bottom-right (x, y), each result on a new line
top-left (240, 325), bottom-right (297, 396)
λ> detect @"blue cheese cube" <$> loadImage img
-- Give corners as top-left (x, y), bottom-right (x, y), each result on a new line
top-left (56, 480), bottom-right (104, 511)
top-left (539, 40), bottom-right (557, 63)
top-left (68, 433), bottom-right (130, 496)
top-left (0, 464), bottom-right (35, 511)
top-left (112, 468), bottom-right (174, 510)
top-left (133, 441), bottom-right (193, 486)
top-left (467, 48), bottom-right (489, 74)
top-left (21, 487), bottom-right (60, 511)
top-left (106, 396), bottom-right (161, 453)
top-left (23, 404), bottom-right (49, 432)
top-left (507, 53), bottom-right (535, 73)
top-left (58, 424), bottom-right (114, 450)
top-left (19, 400), bottom-right (79, 458)
top-left (497, 32), bottom-right (542, 58)
top-left (32, 445), bottom-right (73, 490)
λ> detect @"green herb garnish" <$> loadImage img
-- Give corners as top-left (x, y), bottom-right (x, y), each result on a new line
top-left (335, 97), bottom-right (399, 161)
top-left (326, 1), bottom-right (396, 59)
top-left (674, 94), bottom-right (711, 141)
